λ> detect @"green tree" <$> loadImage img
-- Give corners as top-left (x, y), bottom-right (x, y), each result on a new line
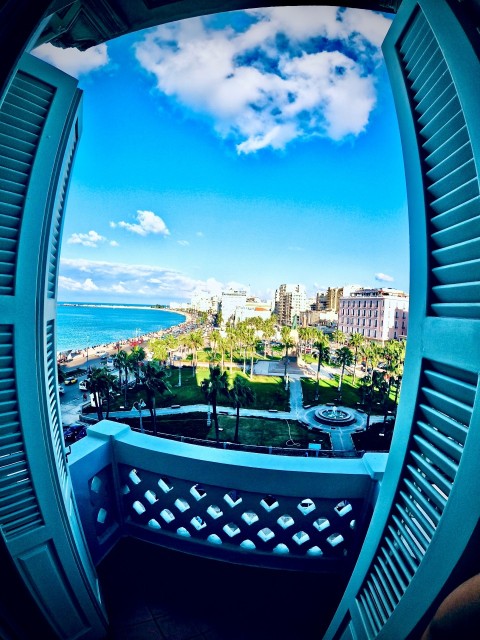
top-left (210, 329), bottom-right (221, 359)
top-left (348, 332), bottom-right (365, 384)
top-left (189, 329), bottom-right (204, 373)
top-left (86, 367), bottom-right (118, 421)
top-left (261, 317), bottom-right (276, 356)
top-left (313, 330), bottom-right (330, 402)
top-left (229, 377), bottom-right (255, 444)
top-left (142, 360), bottom-right (170, 437)
top-left (149, 338), bottom-right (169, 364)
top-left (280, 325), bottom-right (294, 378)
top-left (331, 328), bottom-right (346, 347)
top-left (114, 349), bottom-right (130, 406)
top-left (163, 334), bottom-right (178, 366)
top-left (335, 346), bottom-right (354, 400)
top-left (201, 365), bottom-right (229, 443)
top-left (128, 345), bottom-right (146, 383)
top-left (226, 326), bottom-right (237, 372)
top-left (217, 335), bottom-right (227, 371)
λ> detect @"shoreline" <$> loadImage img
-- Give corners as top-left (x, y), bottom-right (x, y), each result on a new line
top-left (59, 309), bottom-right (196, 369)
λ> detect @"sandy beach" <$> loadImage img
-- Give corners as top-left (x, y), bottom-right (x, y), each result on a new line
top-left (60, 310), bottom-right (195, 370)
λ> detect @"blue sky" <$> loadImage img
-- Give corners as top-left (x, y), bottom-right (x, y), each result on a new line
top-left (33, 6), bottom-right (408, 305)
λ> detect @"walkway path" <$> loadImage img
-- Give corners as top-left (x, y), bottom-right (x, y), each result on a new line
top-left (64, 359), bottom-right (387, 453)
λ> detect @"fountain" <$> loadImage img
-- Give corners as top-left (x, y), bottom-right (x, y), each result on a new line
top-left (314, 404), bottom-right (356, 427)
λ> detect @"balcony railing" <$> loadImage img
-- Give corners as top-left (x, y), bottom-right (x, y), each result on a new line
top-left (68, 420), bottom-right (388, 571)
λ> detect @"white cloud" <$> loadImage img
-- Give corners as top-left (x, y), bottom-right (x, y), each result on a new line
top-left (375, 272), bottom-right (394, 282)
top-left (58, 276), bottom-right (99, 292)
top-left (177, 240), bottom-right (190, 246)
top-left (116, 210), bottom-right (170, 236)
top-left (31, 43), bottom-right (109, 78)
top-left (110, 240), bottom-right (120, 247)
top-left (60, 257), bottom-right (220, 300)
top-left (67, 230), bottom-right (106, 248)
top-left (196, 231), bottom-right (204, 237)
top-left (134, 7), bottom-right (391, 153)
top-left (58, 258), bottom-right (257, 302)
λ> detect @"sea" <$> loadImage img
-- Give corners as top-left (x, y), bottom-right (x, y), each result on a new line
top-left (56, 302), bottom-right (187, 353)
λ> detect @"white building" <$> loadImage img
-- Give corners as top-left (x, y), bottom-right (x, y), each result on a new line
top-left (338, 287), bottom-right (409, 342)
top-left (274, 284), bottom-right (308, 326)
top-left (234, 298), bottom-right (273, 324)
top-left (190, 291), bottom-right (219, 313)
top-left (221, 289), bottom-right (248, 324)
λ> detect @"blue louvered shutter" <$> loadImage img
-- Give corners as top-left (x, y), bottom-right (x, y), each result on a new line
top-left (0, 53), bottom-right (108, 639)
top-left (325, 2), bottom-right (480, 638)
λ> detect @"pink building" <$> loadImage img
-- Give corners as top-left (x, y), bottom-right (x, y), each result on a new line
top-left (338, 288), bottom-right (409, 342)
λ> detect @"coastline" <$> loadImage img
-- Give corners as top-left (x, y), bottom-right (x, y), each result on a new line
top-left (59, 309), bottom-right (195, 369)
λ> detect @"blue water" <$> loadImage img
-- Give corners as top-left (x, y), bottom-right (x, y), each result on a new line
top-left (56, 302), bottom-right (186, 353)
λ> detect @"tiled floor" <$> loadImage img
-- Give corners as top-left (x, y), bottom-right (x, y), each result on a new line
top-left (98, 538), bottom-right (348, 640)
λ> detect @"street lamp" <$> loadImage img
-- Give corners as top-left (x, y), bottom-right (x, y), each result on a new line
top-left (132, 399), bottom-right (146, 434)
top-left (207, 401), bottom-right (211, 427)
top-left (86, 335), bottom-right (90, 371)
top-left (177, 361), bottom-right (183, 387)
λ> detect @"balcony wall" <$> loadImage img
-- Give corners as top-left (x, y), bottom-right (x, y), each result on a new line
top-left (68, 420), bottom-right (387, 573)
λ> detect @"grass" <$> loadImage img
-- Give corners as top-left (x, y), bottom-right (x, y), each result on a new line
top-left (100, 367), bottom-right (290, 413)
top-left (301, 375), bottom-right (362, 407)
top-left (120, 411), bottom-right (331, 450)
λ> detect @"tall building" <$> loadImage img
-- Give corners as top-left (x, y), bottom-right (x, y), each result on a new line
top-left (338, 287), bottom-right (409, 342)
top-left (220, 289), bottom-right (247, 324)
top-left (190, 291), bottom-right (219, 313)
top-left (326, 284), bottom-right (362, 313)
top-left (274, 284), bottom-right (308, 326)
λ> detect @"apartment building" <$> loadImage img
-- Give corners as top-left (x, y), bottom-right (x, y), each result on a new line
top-left (338, 287), bottom-right (409, 341)
top-left (274, 283), bottom-right (308, 325)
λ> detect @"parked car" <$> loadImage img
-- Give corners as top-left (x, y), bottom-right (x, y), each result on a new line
top-left (64, 376), bottom-right (77, 385)
top-left (106, 358), bottom-right (114, 370)
top-left (58, 385), bottom-right (65, 395)
top-left (79, 380), bottom-right (88, 391)
top-left (63, 423), bottom-right (87, 446)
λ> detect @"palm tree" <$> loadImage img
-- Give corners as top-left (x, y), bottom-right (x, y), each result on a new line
top-left (280, 326), bottom-right (294, 378)
top-left (128, 346), bottom-right (146, 383)
top-left (142, 361), bottom-right (170, 437)
top-left (201, 365), bottom-right (229, 444)
top-left (218, 335), bottom-right (227, 371)
top-left (261, 317), bottom-right (276, 357)
top-left (229, 377), bottom-right (255, 443)
top-left (226, 326), bottom-right (237, 372)
top-left (243, 325), bottom-right (256, 377)
top-left (114, 350), bottom-right (129, 405)
top-left (86, 367), bottom-right (117, 421)
top-left (189, 329), bottom-right (204, 373)
top-left (210, 329), bottom-right (221, 360)
top-left (149, 338), bottom-right (169, 365)
top-left (348, 332), bottom-right (365, 384)
top-left (313, 330), bottom-right (330, 402)
top-left (335, 346), bottom-right (354, 400)
top-left (298, 327), bottom-right (310, 356)
top-left (163, 334), bottom-right (178, 366)
top-left (331, 328), bottom-right (346, 348)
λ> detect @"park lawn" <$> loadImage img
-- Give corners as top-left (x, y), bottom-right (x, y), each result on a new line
top-left (301, 375), bottom-right (361, 408)
top-left (104, 368), bottom-right (290, 413)
top-left (122, 411), bottom-right (331, 450)
top-left (171, 369), bottom-right (290, 412)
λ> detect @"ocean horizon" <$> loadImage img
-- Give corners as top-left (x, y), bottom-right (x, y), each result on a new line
top-left (56, 301), bottom-right (187, 353)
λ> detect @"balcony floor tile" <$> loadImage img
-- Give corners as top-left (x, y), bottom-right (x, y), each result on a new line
top-left (98, 538), bottom-right (346, 639)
